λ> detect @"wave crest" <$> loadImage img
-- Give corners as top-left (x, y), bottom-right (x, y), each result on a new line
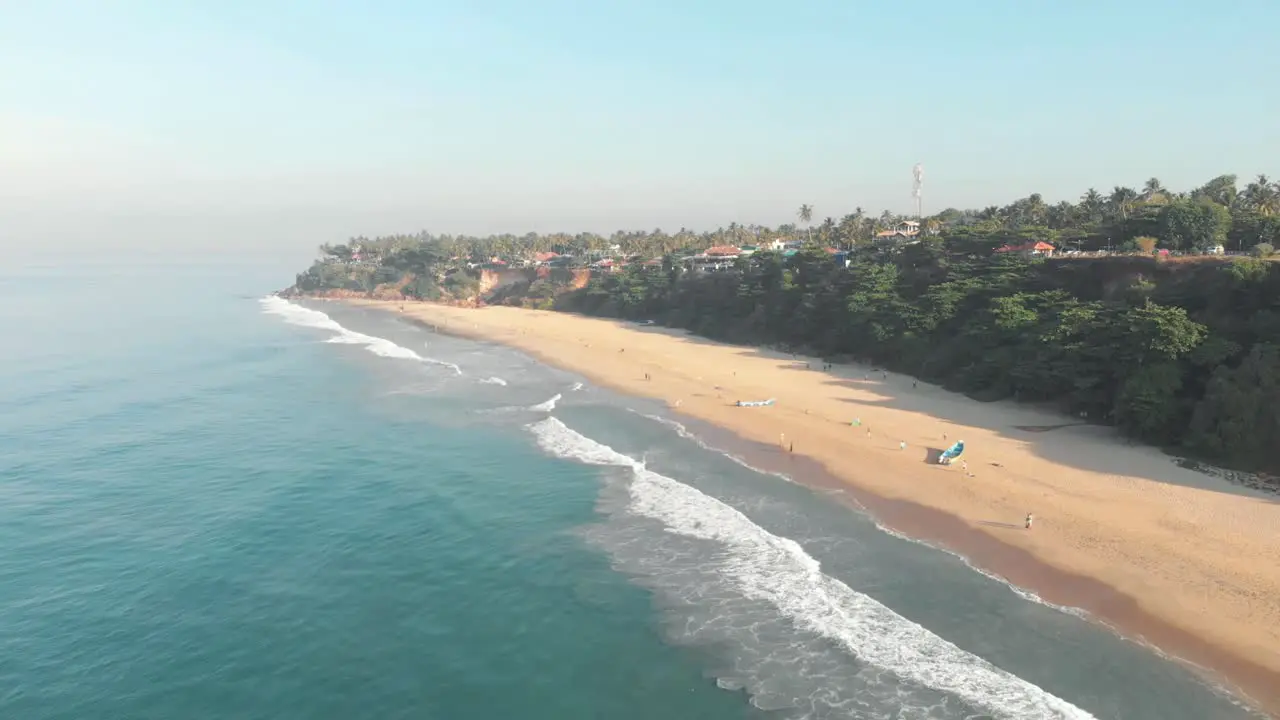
top-left (528, 416), bottom-right (1095, 720)
top-left (529, 393), bottom-right (561, 411)
top-left (260, 297), bottom-right (462, 374)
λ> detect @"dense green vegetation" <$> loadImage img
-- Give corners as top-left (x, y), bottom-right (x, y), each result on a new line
top-left (290, 173), bottom-right (1280, 472)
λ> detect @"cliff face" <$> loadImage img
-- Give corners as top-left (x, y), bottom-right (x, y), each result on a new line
top-left (476, 267), bottom-right (591, 295)
top-left (548, 267), bottom-right (592, 291)
top-left (477, 268), bottom-right (532, 296)
top-left (474, 267), bottom-right (591, 305)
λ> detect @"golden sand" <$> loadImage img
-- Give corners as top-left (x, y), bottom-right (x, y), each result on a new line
top-left (355, 299), bottom-right (1280, 712)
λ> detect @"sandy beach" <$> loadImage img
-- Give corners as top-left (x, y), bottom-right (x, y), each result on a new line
top-left (356, 299), bottom-right (1280, 713)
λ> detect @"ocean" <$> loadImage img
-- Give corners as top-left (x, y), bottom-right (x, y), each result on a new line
top-left (0, 259), bottom-right (1264, 720)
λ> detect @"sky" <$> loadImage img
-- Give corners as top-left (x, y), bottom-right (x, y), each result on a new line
top-left (2, 0), bottom-right (1278, 257)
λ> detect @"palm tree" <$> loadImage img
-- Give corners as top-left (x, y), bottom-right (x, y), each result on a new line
top-left (837, 213), bottom-right (862, 248)
top-left (797, 204), bottom-right (814, 242)
top-left (1243, 175), bottom-right (1280, 216)
top-left (1047, 201), bottom-right (1075, 229)
top-left (1025, 193), bottom-right (1048, 225)
top-left (1142, 177), bottom-right (1167, 202)
top-left (1109, 186), bottom-right (1139, 222)
top-left (1080, 188), bottom-right (1105, 223)
top-left (819, 217), bottom-right (836, 245)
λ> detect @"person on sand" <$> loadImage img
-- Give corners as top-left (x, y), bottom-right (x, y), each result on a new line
top-left (1025, 512), bottom-right (1034, 530)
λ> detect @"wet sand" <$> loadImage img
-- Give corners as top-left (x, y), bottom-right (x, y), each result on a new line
top-left (354, 299), bottom-right (1280, 715)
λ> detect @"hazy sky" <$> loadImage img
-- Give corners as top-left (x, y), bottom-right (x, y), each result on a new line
top-left (3, 0), bottom-right (1277, 255)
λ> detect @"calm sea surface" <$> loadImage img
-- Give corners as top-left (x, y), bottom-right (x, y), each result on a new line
top-left (0, 259), bottom-right (1262, 719)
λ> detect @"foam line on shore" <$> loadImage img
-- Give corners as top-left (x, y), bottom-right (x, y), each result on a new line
top-left (529, 415), bottom-right (1096, 720)
top-left (260, 296), bottom-right (462, 374)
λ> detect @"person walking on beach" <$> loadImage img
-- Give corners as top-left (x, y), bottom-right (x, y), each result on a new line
top-left (1025, 512), bottom-right (1034, 530)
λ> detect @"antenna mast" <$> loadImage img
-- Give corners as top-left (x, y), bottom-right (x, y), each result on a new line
top-left (912, 163), bottom-right (924, 218)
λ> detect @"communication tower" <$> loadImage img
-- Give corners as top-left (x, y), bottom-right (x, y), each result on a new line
top-left (912, 163), bottom-right (924, 218)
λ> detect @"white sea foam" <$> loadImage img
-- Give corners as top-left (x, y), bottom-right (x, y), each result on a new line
top-left (529, 393), bottom-right (561, 412)
top-left (529, 416), bottom-right (1096, 720)
top-left (868, 519), bottom-right (1089, 618)
top-left (570, 382), bottom-right (584, 392)
top-left (637, 408), bottom-right (1099, 623)
top-left (635, 410), bottom-right (795, 484)
top-left (480, 377), bottom-right (508, 386)
top-left (260, 296), bottom-right (462, 374)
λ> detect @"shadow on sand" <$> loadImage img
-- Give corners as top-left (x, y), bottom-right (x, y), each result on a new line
top-left (608, 318), bottom-right (1279, 503)
top-left (977, 520), bottom-right (1025, 530)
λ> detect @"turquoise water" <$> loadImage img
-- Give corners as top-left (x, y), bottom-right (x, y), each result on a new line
top-left (0, 260), bottom-right (1263, 719)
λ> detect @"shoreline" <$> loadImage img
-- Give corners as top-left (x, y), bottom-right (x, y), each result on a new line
top-left (672, 414), bottom-right (1275, 712)
top-left (347, 298), bottom-right (1280, 715)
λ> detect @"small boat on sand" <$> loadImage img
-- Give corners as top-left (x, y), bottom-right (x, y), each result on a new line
top-left (938, 441), bottom-right (965, 464)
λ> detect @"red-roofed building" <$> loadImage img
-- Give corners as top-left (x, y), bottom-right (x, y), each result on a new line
top-left (875, 221), bottom-right (920, 239)
top-left (533, 251), bottom-right (560, 265)
top-left (591, 258), bottom-right (623, 273)
top-left (682, 246), bottom-right (741, 273)
top-left (995, 241), bottom-right (1056, 257)
top-left (704, 245), bottom-right (741, 257)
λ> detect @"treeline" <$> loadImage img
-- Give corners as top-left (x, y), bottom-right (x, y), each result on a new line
top-left (290, 173), bottom-right (1280, 471)
top-left (299, 173), bottom-right (1279, 278)
top-left (558, 246), bottom-right (1280, 472)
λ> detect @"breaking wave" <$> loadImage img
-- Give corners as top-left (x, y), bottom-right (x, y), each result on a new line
top-left (529, 393), bottom-right (561, 412)
top-left (528, 416), bottom-right (1095, 720)
top-left (260, 296), bottom-right (461, 374)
